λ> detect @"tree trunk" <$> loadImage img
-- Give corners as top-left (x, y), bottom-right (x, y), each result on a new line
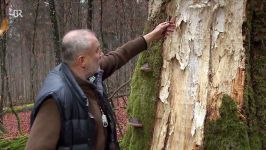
top-left (87, 0), bottom-right (93, 29)
top-left (49, 0), bottom-right (61, 64)
top-left (0, 0), bottom-right (7, 126)
top-left (29, 0), bottom-right (40, 101)
top-left (122, 0), bottom-right (265, 150)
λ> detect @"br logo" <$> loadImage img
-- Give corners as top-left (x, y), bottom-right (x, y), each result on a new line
top-left (9, 9), bottom-right (23, 18)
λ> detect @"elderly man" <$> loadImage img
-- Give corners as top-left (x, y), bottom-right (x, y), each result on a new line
top-left (26, 22), bottom-right (175, 150)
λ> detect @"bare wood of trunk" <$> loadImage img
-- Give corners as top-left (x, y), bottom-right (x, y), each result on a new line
top-left (151, 0), bottom-right (246, 149)
top-left (122, 0), bottom-right (249, 149)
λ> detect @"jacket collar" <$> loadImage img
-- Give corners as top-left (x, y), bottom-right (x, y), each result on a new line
top-left (60, 63), bottom-right (88, 103)
top-left (60, 63), bottom-right (105, 101)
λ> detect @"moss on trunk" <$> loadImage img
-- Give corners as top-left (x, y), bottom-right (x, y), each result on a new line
top-left (121, 8), bottom-right (168, 149)
top-left (250, 1), bottom-right (266, 148)
top-left (203, 95), bottom-right (250, 150)
top-left (121, 37), bottom-right (164, 150)
top-left (203, 1), bottom-right (266, 149)
top-left (241, 2), bottom-right (263, 149)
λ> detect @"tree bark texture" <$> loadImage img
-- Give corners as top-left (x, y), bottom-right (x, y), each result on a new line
top-left (0, 0), bottom-right (7, 122)
top-left (123, 0), bottom-right (265, 149)
top-left (49, 0), bottom-right (61, 64)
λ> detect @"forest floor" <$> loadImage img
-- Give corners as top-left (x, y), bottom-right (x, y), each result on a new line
top-left (1, 96), bottom-right (128, 140)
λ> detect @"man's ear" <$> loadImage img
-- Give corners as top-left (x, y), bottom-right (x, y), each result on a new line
top-left (77, 55), bottom-right (86, 68)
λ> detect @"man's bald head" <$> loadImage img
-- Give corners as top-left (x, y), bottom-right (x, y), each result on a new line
top-left (62, 29), bottom-right (96, 65)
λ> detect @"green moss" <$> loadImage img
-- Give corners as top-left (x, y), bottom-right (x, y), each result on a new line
top-left (0, 136), bottom-right (28, 150)
top-left (243, 68), bottom-right (262, 150)
top-left (244, 0), bottom-right (266, 148)
top-left (203, 95), bottom-right (250, 150)
top-left (251, 53), bottom-right (266, 148)
top-left (241, 5), bottom-right (262, 149)
top-left (121, 4), bottom-right (169, 149)
top-left (121, 40), bottom-right (163, 150)
top-left (3, 103), bottom-right (33, 114)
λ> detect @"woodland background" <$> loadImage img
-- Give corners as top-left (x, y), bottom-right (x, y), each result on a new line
top-left (0, 0), bottom-right (148, 143)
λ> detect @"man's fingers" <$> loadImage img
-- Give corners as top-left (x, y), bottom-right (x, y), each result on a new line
top-left (166, 28), bottom-right (175, 32)
top-left (163, 26), bottom-right (176, 37)
top-left (168, 23), bottom-right (176, 28)
top-left (162, 22), bottom-right (175, 30)
top-left (165, 25), bottom-right (175, 33)
top-left (161, 22), bottom-right (170, 28)
top-left (168, 21), bottom-right (175, 24)
top-left (161, 21), bottom-right (169, 25)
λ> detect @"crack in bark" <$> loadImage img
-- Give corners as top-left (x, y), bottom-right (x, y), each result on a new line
top-left (162, 112), bottom-right (171, 150)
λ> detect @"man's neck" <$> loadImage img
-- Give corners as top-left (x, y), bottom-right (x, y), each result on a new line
top-left (69, 65), bottom-right (87, 83)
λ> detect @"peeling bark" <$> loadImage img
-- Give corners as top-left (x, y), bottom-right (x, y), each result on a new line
top-left (122, 0), bottom-right (266, 149)
top-left (151, 1), bottom-right (246, 149)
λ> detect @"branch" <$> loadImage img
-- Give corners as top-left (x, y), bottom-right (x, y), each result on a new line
top-left (108, 79), bottom-right (131, 100)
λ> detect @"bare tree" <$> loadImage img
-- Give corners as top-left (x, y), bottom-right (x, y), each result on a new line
top-left (0, 0), bottom-right (22, 134)
top-left (99, 0), bottom-right (107, 52)
top-left (0, 0), bottom-right (7, 133)
top-left (49, 0), bottom-right (61, 64)
top-left (87, 0), bottom-right (93, 29)
top-left (29, 0), bottom-right (40, 101)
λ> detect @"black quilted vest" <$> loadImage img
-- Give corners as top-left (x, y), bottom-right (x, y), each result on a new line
top-left (30, 63), bottom-right (119, 150)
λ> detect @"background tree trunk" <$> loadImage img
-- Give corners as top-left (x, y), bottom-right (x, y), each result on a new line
top-left (49, 0), bottom-right (61, 64)
top-left (29, 0), bottom-right (40, 102)
top-left (122, 0), bottom-right (265, 149)
top-left (0, 0), bottom-right (7, 132)
top-left (87, 0), bottom-right (93, 29)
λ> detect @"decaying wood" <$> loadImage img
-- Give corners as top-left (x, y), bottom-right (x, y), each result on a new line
top-left (150, 0), bottom-right (247, 149)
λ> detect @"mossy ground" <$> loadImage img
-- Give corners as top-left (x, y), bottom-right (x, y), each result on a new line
top-left (3, 103), bottom-right (33, 114)
top-left (0, 136), bottom-right (27, 150)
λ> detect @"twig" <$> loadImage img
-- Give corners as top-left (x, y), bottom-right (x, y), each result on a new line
top-left (107, 80), bottom-right (130, 138)
top-left (111, 94), bottom-right (129, 100)
top-left (108, 80), bottom-right (131, 100)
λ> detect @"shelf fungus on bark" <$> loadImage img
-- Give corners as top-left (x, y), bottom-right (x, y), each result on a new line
top-left (128, 117), bottom-right (143, 128)
top-left (140, 63), bottom-right (152, 73)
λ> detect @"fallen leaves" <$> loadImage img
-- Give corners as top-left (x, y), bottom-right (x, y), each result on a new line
top-left (2, 111), bottom-right (30, 140)
top-left (1, 96), bottom-right (129, 140)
